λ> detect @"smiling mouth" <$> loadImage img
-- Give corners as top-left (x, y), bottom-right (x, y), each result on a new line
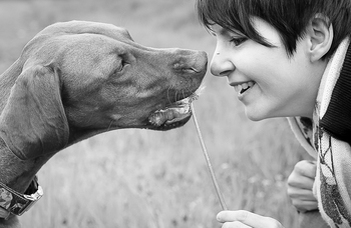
top-left (233, 81), bottom-right (256, 95)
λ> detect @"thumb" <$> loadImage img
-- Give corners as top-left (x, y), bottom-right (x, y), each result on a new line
top-left (217, 210), bottom-right (284, 228)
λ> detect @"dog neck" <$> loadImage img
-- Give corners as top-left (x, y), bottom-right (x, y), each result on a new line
top-left (0, 136), bottom-right (46, 225)
top-left (0, 136), bottom-right (48, 193)
top-left (0, 60), bottom-right (52, 185)
top-left (0, 60), bottom-right (23, 113)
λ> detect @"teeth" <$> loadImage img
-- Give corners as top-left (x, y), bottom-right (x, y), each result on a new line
top-left (234, 81), bottom-right (255, 94)
top-left (242, 82), bottom-right (249, 89)
top-left (148, 88), bottom-right (203, 127)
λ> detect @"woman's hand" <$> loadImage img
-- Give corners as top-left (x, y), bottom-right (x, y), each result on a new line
top-left (217, 210), bottom-right (284, 228)
top-left (287, 160), bottom-right (318, 212)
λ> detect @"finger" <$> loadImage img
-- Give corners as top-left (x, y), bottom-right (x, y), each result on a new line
top-left (217, 210), bottom-right (283, 228)
top-left (287, 173), bottom-right (315, 189)
top-left (287, 187), bottom-right (316, 200)
top-left (222, 221), bottom-right (251, 228)
top-left (291, 200), bottom-right (319, 212)
top-left (294, 160), bottom-right (317, 178)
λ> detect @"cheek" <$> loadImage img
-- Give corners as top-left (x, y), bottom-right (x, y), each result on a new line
top-left (237, 45), bottom-right (283, 72)
top-left (240, 46), bottom-right (302, 87)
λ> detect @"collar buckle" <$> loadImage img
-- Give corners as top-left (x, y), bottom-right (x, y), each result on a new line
top-left (0, 177), bottom-right (43, 217)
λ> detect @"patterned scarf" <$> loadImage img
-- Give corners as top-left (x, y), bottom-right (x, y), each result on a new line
top-left (288, 38), bottom-right (351, 228)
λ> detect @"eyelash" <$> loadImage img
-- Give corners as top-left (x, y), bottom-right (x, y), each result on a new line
top-left (208, 28), bottom-right (248, 46)
top-left (229, 37), bottom-right (248, 46)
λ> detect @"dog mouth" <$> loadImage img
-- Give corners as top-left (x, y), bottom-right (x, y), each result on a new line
top-left (148, 88), bottom-right (203, 129)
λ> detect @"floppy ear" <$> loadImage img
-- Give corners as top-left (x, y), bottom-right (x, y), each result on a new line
top-left (0, 65), bottom-right (69, 160)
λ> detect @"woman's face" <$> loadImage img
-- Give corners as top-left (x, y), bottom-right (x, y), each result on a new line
top-left (210, 18), bottom-right (326, 120)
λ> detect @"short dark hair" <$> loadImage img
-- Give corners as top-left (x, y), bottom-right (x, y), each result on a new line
top-left (197, 0), bottom-right (351, 59)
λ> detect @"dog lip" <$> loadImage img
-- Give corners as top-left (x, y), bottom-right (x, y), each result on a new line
top-left (148, 101), bottom-right (192, 127)
top-left (147, 91), bottom-right (199, 129)
top-left (147, 86), bottom-right (203, 130)
top-left (146, 114), bottom-right (191, 131)
top-left (185, 67), bottom-right (200, 73)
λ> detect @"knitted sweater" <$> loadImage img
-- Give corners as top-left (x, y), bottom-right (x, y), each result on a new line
top-left (288, 38), bottom-right (351, 228)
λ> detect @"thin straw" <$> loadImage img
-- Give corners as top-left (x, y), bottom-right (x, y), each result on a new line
top-left (191, 103), bottom-right (228, 210)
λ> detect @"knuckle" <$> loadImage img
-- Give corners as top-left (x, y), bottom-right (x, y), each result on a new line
top-left (294, 161), bottom-right (306, 172)
top-left (294, 160), bottom-right (315, 177)
top-left (287, 172), bottom-right (299, 187)
top-left (287, 173), bottom-right (296, 185)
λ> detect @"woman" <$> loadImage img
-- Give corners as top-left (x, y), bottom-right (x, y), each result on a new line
top-left (196, 0), bottom-right (351, 227)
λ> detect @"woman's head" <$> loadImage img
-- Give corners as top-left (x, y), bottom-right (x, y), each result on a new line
top-left (197, 0), bottom-right (351, 59)
top-left (197, 0), bottom-right (347, 120)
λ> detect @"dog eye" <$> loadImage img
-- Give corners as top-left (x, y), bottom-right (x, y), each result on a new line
top-left (112, 58), bottom-right (128, 74)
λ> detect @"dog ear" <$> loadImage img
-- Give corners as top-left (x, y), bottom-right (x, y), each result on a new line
top-left (0, 65), bottom-right (69, 160)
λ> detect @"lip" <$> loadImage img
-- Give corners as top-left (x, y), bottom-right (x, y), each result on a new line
top-left (230, 81), bottom-right (256, 101)
top-left (230, 81), bottom-right (252, 87)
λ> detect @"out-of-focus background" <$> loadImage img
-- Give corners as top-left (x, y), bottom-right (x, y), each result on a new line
top-left (0, 0), bottom-right (312, 227)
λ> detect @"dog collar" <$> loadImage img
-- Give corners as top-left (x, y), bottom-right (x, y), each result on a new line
top-left (0, 176), bottom-right (43, 217)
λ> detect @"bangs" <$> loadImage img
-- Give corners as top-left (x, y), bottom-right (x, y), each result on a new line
top-left (197, 0), bottom-right (351, 59)
top-left (197, 0), bottom-right (247, 34)
top-left (196, 0), bottom-right (273, 47)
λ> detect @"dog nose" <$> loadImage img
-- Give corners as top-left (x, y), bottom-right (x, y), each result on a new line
top-left (172, 49), bottom-right (208, 74)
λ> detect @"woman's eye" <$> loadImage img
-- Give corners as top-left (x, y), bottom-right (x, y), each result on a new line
top-left (229, 37), bottom-right (247, 46)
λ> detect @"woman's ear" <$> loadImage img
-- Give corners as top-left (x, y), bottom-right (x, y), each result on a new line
top-left (306, 14), bottom-right (334, 62)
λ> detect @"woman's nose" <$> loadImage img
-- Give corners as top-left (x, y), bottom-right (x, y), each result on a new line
top-left (210, 51), bottom-right (235, 77)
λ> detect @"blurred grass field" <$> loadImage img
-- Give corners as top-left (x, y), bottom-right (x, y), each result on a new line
top-left (0, 0), bottom-right (312, 227)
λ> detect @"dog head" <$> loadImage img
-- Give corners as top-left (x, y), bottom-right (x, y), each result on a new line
top-left (0, 21), bottom-right (207, 160)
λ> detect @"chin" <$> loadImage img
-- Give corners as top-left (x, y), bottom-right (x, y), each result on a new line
top-left (245, 109), bottom-right (267, 122)
top-left (247, 116), bottom-right (263, 122)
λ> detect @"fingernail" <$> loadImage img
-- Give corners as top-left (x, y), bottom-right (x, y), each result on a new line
top-left (216, 212), bottom-right (222, 221)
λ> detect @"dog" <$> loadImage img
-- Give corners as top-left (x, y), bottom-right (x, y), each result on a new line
top-left (0, 20), bottom-right (207, 227)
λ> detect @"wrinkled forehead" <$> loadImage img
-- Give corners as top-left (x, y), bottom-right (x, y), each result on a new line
top-left (23, 32), bottom-right (123, 68)
top-left (54, 34), bottom-right (122, 76)
top-left (22, 21), bottom-right (136, 65)
top-left (23, 22), bottom-right (137, 68)
top-left (20, 33), bottom-right (126, 90)
top-left (58, 33), bottom-right (124, 56)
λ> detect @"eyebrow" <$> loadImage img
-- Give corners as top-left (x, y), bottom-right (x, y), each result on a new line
top-left (218, 27), bottom-right (228, 36)
top-left (208, 24), bottom-right (246, 38)
top-left (218, 27), bottom-right (245, 38)
top-left (208, 26), bottom-right (228, 35)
